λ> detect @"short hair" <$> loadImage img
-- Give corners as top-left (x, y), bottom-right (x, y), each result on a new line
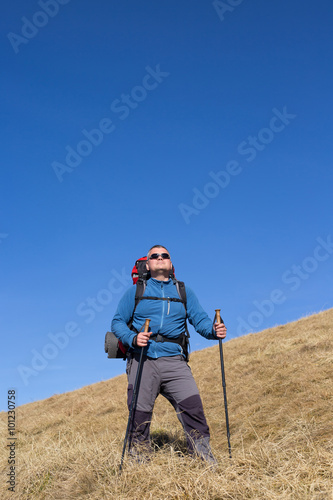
top-left (147, 244), bottom-right (169, 259)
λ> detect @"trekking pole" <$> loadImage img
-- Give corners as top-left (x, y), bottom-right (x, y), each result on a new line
top-left (215, 309), bottom-right (232, 459)
top-left (119, 318), bottom-right (150, 472)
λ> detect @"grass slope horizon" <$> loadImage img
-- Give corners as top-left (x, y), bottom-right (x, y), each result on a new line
top-left (1, 308), bottom-right (332, 499)
top-left (6, 308), bottom-right (330, 411)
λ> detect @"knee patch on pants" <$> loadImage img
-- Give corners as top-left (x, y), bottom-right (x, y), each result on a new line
top-left (131, 409), bottom-right (152, 445)
top-left (178, 394), bottom-right (210, 439)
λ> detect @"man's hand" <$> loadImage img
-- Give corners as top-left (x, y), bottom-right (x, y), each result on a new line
top-left (214, 322), bottom-right (227, 339)
top-left (134, 330), bottom-right (152, 347)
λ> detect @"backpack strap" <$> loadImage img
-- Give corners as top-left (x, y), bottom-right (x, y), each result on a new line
top-left (174, 279), bottom-right (187, 313)
top-left (134, 277), bottom-right (146, 309)
top-left (174, 280), bottom-right (190, 350)
top-left (128, 277), bottom-right (187, 328)
top-left (164, 277), bottom-right (190, 357)
top-left (135, 278), bottom-right (187, 310)
top-left (138, 296), bottom-right (184, 303)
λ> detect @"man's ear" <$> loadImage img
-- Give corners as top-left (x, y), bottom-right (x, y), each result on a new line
top-left (146, 260), bottom-right (150, 271)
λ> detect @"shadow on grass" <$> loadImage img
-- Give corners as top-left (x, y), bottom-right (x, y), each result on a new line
top-left (150, 430), bottom-right (187, 454)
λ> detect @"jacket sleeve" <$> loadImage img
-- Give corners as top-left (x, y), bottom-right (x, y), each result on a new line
top-left (185, 286), bottom-right (217, 340)
top-left (111, 287), bottom-right (137, 347)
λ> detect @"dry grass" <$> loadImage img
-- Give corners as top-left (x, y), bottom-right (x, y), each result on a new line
top-left (1, 309), bottom-right (332, 499)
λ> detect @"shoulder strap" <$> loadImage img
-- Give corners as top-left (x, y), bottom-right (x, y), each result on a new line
top-left (129, 275), bottom-right (188, 331)
top-left (174, 280), bottom-right (187, 312)
top-left (127, 277), bottom-right (145, 330)
top-left (170, 277), bottom-right (190, 340)
top-left (135, 277), bottom-right (146, 309)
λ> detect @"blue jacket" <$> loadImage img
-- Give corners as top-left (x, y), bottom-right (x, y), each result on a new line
top-left (111, 277), bottom-right (217, 358)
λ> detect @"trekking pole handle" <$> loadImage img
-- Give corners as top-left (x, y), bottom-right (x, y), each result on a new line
top-left (144, 318), bottom-right (151, 332)
top-left (215, 309), bottom-right (223, 324)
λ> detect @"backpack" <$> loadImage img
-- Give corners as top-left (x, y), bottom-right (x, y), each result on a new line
top-left (104, 256), bottom-right (190, 360)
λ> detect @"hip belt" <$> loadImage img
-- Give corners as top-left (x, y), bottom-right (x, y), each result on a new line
top-left (150, 333), bottom-right (185, 345)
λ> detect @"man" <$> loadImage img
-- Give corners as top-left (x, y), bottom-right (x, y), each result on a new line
top-left (111, 245), bottom-right (227, 463)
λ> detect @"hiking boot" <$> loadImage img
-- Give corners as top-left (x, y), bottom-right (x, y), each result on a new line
top-left (192, 437), bottom-right (218, 465)
top-left (128, 444), bottom-right (153, 464)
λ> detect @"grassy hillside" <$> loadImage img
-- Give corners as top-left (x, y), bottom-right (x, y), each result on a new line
top-left (1, 309), bottom-right (332, 499)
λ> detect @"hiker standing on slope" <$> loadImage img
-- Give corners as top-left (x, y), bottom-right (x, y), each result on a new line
top-left (111, 245), bottom-right (227, 463)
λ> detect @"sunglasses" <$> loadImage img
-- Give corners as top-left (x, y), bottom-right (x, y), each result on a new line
top-left (148, 253), bottom-right (170, 260)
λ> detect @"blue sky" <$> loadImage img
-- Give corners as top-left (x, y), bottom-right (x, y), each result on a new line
top-left (1, 0), bottom-right (332, 410)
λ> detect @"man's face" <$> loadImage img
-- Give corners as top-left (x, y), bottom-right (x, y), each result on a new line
top-left (146, 247), bottom-right (173, 274)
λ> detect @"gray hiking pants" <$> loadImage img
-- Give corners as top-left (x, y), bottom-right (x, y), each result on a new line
top-left (126, 354), bottom-right (212, 458)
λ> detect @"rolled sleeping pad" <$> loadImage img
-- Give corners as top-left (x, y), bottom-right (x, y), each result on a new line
top-left (104, 331), bottom-right (127, 359)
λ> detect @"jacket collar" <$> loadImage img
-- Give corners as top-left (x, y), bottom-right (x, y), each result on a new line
top-left (149, 277), bottom-right (172, 285)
